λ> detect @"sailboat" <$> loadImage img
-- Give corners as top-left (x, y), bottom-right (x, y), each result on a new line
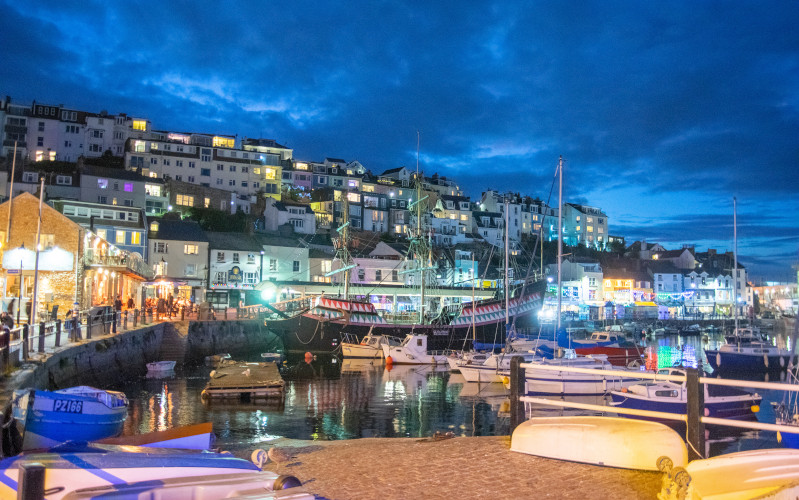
top-left (704, 198), bottom-right (797, 373)
top-left (512, 157), bottom-right (645, 395)
top-left (265, 146), bottom-right (546, 354)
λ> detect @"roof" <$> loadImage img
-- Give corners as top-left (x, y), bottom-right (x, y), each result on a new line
top-left (253, 233), bottom-right (308, 249)
top-left (149, 218), bottom-right (208, 242)
top-left (205, 232), bottom-right (263, 252)
top-left (380, 167), bottom-right (405, 175)
top-left (81, 165), bottom-right (160, 183)
top-left (271, 201), bottom-right (314, 214)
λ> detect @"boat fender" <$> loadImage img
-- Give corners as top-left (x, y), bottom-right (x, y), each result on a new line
top-left (764, 354), bottom-right (769, 368)
top-left (386, 356), bottom-right (393, 365)
top-left (621, 387), bottom-right (628, 393)
top-left (716, 353), bottom-right (721, 367)
top-left (251, 449), bottom-right (269, 468)
top-left (704, 408), bottom-right (710, 417)
top-left (751, 404), bottom-right (760, 413)
top-left (273, 475), bottom-right (303, 490)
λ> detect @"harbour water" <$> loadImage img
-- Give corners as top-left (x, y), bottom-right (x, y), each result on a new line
top-left (112, 329), bottom-right (794, 458)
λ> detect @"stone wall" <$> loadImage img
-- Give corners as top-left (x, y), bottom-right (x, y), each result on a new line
top-left (184, 319), bottom-right (279, 362)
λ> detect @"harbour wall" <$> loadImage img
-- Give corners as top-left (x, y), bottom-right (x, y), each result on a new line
top-left (1, 319), bottom-right (276, 400)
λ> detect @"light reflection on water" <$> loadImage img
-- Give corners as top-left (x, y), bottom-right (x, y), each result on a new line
top-left (112, 329), bottom-right (795, 456)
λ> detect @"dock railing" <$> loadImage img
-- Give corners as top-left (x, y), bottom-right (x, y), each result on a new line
top-left (508, 357), bottom-right (799, 461)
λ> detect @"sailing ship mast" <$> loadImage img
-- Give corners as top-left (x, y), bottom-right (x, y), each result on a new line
top-left (504, 198), bottom-right (510, 329)
top-left (733, 197), bottom-right (738, 335)
top-left (557, 156), bottom-right (563, 334)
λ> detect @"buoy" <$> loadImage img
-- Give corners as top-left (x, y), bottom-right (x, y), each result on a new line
top-left (386, 356), bottom-right (393, 365)
top-left (304, 352), bottom-right (313, 363)
top-left (751, 405), bottom-right (760, 413)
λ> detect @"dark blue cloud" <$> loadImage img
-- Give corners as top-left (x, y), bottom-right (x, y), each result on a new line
top-left (2, 0), bottom-right (797, 279)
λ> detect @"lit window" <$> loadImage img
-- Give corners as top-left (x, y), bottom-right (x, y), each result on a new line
top-left (176, 194), bottom-right (194, 207)
top-left (124, 183), bottom-right (133, 192)
top-left (204, 197), bottom-right (210, 208)
top-left (184, 244), bottom-right (199, 255)
top-left (97, 179), bottom-right (108, 189)
top-left (131, 232), bottom-right (141, 245)
top-left (212, 136), bottom-right (234, 148)
top-left (132, 120), bottom-right (147, 131)
top-left (115, 231), bottom-right (125, 244)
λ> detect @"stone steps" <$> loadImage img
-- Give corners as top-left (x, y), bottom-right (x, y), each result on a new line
top-left (159, 322), bottom-right (189, 364)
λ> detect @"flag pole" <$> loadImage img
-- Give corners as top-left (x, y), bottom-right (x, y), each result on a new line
top-left (5, 141), bottom-right (17, 245)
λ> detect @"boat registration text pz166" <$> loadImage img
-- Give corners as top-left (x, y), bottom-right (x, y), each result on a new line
top-left (53, 399), bottom-right (83, 413)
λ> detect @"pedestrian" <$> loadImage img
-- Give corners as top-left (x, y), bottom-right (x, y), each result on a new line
top-left (127, 296), bottom-right (134, 310)
top-left (157, 297), bottom-right (166, 320)
top-left (114, 295), bottom-right (122, 313)
top-left (167, 294), bottom-right (174, 318)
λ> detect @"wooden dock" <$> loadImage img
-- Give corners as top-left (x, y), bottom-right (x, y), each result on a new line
top-left (201, 361), bottom-right (284, 400)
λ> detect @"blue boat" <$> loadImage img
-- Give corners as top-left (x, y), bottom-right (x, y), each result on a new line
top-left (609, 369), bottom-right (761, 421)
top-left (12, 386), bottom-right (128, 450)
top-left (705, 341), bottom-right (797, 373)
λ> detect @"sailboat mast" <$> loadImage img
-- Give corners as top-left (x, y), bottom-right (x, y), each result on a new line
top-left (416, 132), bottom-right (425, 324)
top-left (733, 197), bottom-right (738, 333)
top-left (342, 195), bottom-right (351, 299)
top-left (471, 251), bottom-right (476, 342)
top-left (557, 157), bottom-right (563, 333)
top-left (504, 198), bottom-right (510, 326)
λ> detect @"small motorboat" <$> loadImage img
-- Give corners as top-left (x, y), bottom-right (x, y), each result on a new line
top-left (146, 360), bottom-right (177, 372)
top-left (609, 368), bottom-right (761, 421)
top-left (341, 331), bottom-right (402, 359)
top-left (446, 350), bottom-right (491, 372)
top-left (382, 334), bottom-right (449, 365)
top-left (204, 353), bottom-right (231, 368)
top-left (260, 352), bottom-right (283, 363)
top-left (705, 341), bottom-right (796, 373)
top-left (12, 386), bottom-right (129, 450)
top-left (511, 416), bottom-right (688, 471)
top-left (98, 422), bottom-right (216, 451)
top-left (457, 352), bottom-right (535, 384)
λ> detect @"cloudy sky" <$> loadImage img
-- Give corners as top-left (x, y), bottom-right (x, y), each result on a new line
top-left (2, 1), bottom-right (798, 281)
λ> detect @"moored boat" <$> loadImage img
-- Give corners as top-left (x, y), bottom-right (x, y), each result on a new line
top-left (458, 352), bottom-right (535, 383)
top-left (0, 444), bottom-right (312, 499)
top-left (383, 334), bottom-right (449, 365)
top-left (511, 416), bottom-right (688, 471)
top-left (342, 330), bottom-right (402, 359)
top-left (659, 448), bottom-right (799, 499)
top-left (12, 386), bottom-right (128, 451)
top-left (146, 360), bottom-right (177, 372)
top-left (609, 369), bottom-right (761, 421)
top-left (705, 341), bottom-right (796, 373)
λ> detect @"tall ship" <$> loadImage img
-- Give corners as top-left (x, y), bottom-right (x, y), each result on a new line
top-left (265, 169), bottom-right (546, 353)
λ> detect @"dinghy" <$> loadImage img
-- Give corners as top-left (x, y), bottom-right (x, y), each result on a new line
top-left (511, 416), bottom-right (688, 471)
top-left (660, 448), bottom-right (799, 499)
top-left (146, 360), bottom-right (177, 372)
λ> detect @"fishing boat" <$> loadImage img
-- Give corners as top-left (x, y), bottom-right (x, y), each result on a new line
top-left (0, 444), bottom-right (313, 499)
top-left (12, 386), bottom-right (128, 450)
top-left (536, 330), bottom-right (644, 367)
top-left (264, 168), bottom-right (546, 354)
top-left (511, 416), bottom-right (688, 471)
top-left (383, 333), bottom-right (449, 365)
top-left (658, 448), bottom-right (799, 499)
top-left (341, 329), bottom-right (402, 359)
top-left (146, 360), bottom-right (177, 372)
top-left (609, 368), bottom-right (761, 421)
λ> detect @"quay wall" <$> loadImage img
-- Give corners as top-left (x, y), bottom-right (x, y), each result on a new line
top-left (0, 319), bottom-right (275, 410)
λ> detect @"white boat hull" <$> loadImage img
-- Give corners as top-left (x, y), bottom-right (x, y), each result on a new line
top-left (511, 416), bottom-right (688, 471)
top-left (669, 448), bottom-right (799, 499)
top-left (459, 365), bottom-right (505, 383)
top-left (341, 343), bottom-right (383, 358)
top-left (147, 360), bottom-right (177, 372)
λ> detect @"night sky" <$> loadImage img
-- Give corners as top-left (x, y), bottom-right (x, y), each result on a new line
top-left (2, 2), bottom-right (798, 281)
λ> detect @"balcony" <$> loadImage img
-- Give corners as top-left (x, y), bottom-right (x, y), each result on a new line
top-left (84, 250), bottom-right (153, 280)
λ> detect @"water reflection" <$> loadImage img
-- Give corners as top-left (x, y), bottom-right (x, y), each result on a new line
top-left (112, 327), bottom-right (796, 456)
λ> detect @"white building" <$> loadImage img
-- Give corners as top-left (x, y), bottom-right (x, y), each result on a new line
top-left (263, 198), bottom-right (316, 235)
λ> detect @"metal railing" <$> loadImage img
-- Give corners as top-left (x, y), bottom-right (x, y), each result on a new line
top-left (506, 358), bottom-right (799, 462)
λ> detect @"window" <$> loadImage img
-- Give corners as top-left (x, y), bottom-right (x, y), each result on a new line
top-left (232, 253), bottom-right (240, 263)
top-left (131, 232), bottom-right (141, 245)
top-left (241, 181), bottom-right (248, 187)
top-left (357, 268), bottom-right (365, 281)
top-left (229, 179), bottom-right (236, 186)
top-left (55, 175), bottom-right (72, 185)
top-left (96, 229), bottom-right (107, 240)
top-left (40, 234), bottom-right (55, 250)
top-left (217, 252), bottom-right (225, 262)
top-left (175, 175), bottom-right (182, 181)
top-left (113, 182), bottom-right (120, 191)
top-left (154, 242), bottom-right (168, 253)
top-left (241, 166), bottom-right (248, 173)
top-left (22, 172), bottom-right (37, 183)
top-left (204, 197), bottom-right (210, 208)
top-left (247, 254), bottom-right (256, 264)
top-left (375, 269), bottom-right (382, 281)
top-left (214, 271), bottom-right (226, 284)
top-left (98, 196), bottom-right (107, 204)
top-left (244, 272), bottom-right (257, 284)
top-left (269, 259), bottom-right (277, 271)
top-left (38, 121), bottom-right (44, 132)
top-left (115, 231), bottom-right (126, 244)
top-left (201, 168), bottom-right (210, 177)
top-left (188, 176), bottom-right (195, 183)
top-left (97, 179), bottom-right (108, 189)
top-left (185, 264), bottom-right (197, 276)
top-left (176, 160), bottom-right (183, 168)
top-left (293, 261), bottom-right (300, 272)
top-left (37, 137), bottom-right (43, 147)
top-left (123, 182), bottom-right (133, 192)
top-left (176, 194), bottom-right (194, 207)
top-left (229, 165), bottom-right (236, 172)
top-left (184, 244), bottom-right (199, 254)
top-left (217, 164), bottom-right (224, 171)
top-left (189, 161), bottom-right (196, 168)
top-left (133, 120), bottom-right (147, 131)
